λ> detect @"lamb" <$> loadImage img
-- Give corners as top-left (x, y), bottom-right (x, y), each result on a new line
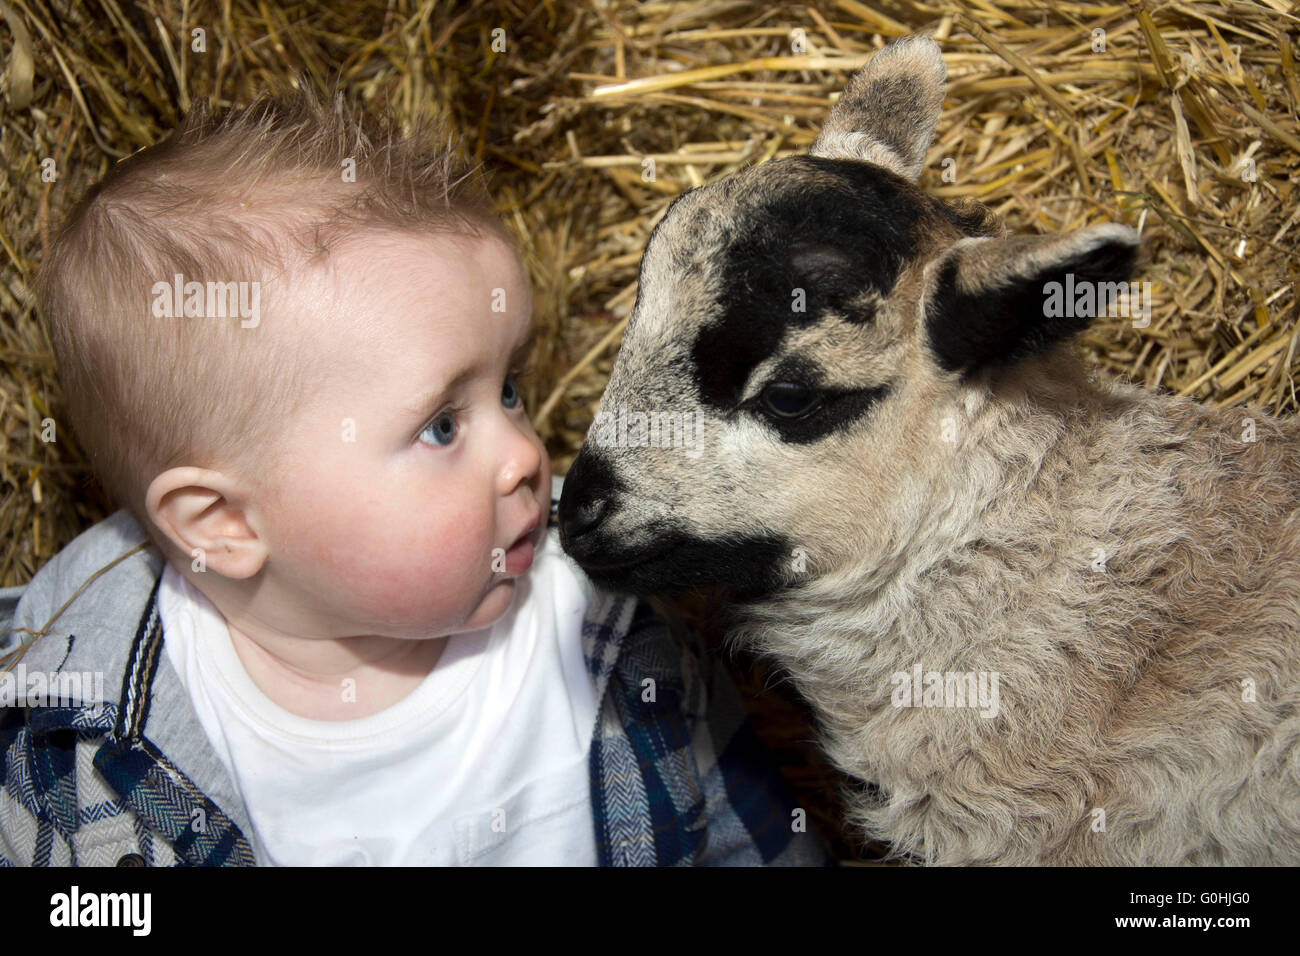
top-left (556, 34), bottom-right (1300, 865)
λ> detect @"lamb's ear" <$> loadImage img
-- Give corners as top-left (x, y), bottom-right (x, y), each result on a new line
top-left (924, 224), bottom-right (1142, 377)
top-left (809, 34), bottom-right (946, 181)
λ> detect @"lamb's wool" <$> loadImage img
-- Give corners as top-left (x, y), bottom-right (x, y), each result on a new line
top-left (731, 349), bottom-right (1300, 864)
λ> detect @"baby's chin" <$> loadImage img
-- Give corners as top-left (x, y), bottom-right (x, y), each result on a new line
top-left (377, 569), bottom-right (529, 640)
top-left (400, 537), bottom-right (543, 638)
top-left (452, 573), bottom-right (525, 635)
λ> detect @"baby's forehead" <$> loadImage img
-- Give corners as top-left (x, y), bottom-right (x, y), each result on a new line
top-left (272, 225), bottom-right (531, 363)
top-left (320, 225), bottom-right (523, 294)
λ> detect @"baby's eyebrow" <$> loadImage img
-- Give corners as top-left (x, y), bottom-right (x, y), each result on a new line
top-left (405, 326), bottom-right (536, 421)
top-left (405, 373), bottom-right (469, 421)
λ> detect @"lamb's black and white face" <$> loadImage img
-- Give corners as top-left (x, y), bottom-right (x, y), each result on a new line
top-left (558, 35), bottom-right (1139, 600)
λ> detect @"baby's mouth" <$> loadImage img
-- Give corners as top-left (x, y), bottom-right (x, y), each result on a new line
top-left (511, 512), bottom-right (541, 550)
top-left (500, 511), bottom-right (542, 574)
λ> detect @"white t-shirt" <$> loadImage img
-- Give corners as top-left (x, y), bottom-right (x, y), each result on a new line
top-left (158, 528), bottom-right (601, 866)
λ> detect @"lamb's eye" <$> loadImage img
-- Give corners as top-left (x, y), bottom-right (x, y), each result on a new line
top-left (760, 382), bottom-right (821, 418)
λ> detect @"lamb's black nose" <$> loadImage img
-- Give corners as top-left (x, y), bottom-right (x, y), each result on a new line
top-left (557, 449), bottom-right (620, 551)
top-left (560, 493), bottom-right (609, 543)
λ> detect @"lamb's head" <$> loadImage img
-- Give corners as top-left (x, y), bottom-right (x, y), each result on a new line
top-left (558, 34), bottom-right (1140, 600)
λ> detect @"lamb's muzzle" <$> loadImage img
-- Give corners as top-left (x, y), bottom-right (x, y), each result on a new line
top-left (558, 33), bottom-right (1300, 865)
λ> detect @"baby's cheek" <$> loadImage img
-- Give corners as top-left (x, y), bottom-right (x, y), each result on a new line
top-left (350, 515), bottom-right (495, 630)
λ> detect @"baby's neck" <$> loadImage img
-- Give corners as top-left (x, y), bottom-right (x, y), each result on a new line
top-left (224, 621), bottom-right (448, 721)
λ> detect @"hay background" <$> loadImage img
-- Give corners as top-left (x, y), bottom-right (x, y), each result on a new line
top-left (2, 0), bottom-right (1297, 863)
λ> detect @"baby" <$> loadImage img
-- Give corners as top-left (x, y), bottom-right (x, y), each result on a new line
top-left (0, 89), bottom-right (831, 866)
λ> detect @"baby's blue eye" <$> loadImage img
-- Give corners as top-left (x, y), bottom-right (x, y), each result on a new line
top-left (502, 375), bottom-right (521, 409)
top-left (419, 411), bottom-right (457, 447)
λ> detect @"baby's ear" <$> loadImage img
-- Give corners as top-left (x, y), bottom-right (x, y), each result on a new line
top-left (809, 34), bottom-right (946, 181)
top-left (924, 224), bottom-right (1142, 377)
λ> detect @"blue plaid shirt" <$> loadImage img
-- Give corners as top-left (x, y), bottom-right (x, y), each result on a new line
top-left (0, 491), bottom-right (832, 867)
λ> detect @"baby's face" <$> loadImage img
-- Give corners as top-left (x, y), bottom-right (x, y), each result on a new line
top-left (259, 227), bottom-right (551, 639)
